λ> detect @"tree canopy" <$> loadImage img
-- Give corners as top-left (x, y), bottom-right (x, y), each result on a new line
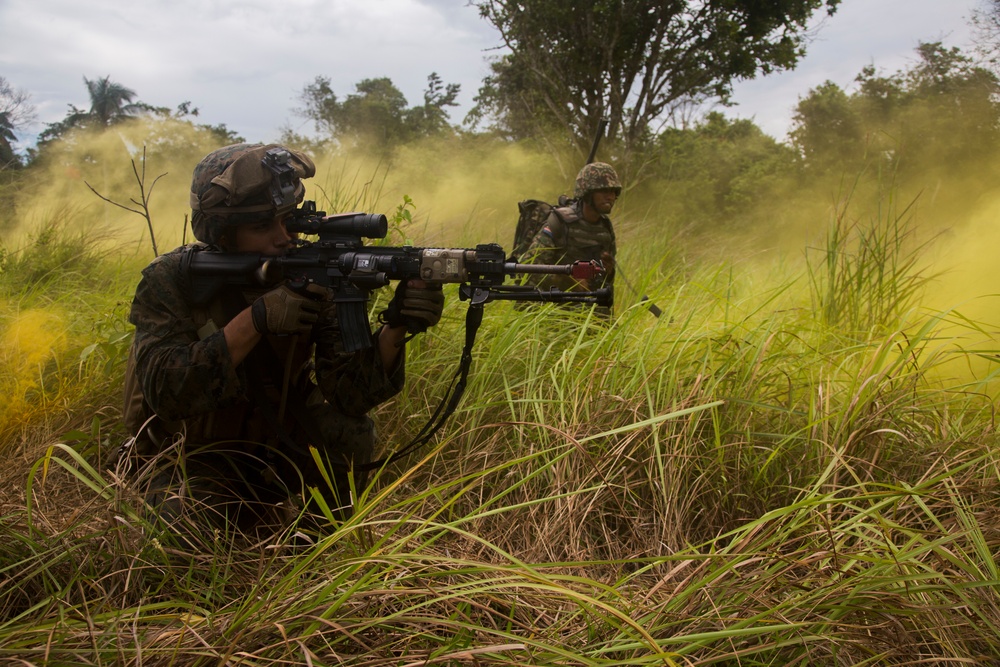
top-left (467, 0), bottom-right (840, 161)
top-left (33, 76), bottom-right (242, 154)
top-left (296, 73), bottom-right (460, 151)
top-left (0, 77), bottom-right (36, 169)
top-left (37, 75), bottom-right (144, 147)
top-left (972, 0), bottom-right (1000, 69)
top-left (789, 42), bottom-right (1000, 177)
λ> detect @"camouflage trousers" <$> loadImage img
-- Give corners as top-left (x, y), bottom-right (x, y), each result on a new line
top-left (127, 407), bottom-right (375, 536)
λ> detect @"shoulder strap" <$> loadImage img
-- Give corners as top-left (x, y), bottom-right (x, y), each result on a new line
top-left (547, 203), bottom-right (580, 247)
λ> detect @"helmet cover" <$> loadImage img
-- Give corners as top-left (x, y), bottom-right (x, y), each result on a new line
top-left (574, 162), bottom-right (622, 200)
top-left (189, 143), bottom-right (315, 243)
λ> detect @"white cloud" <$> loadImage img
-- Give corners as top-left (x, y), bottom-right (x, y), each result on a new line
top-left (727, 0), bottom-right (980, 140)
top-left (0, 0), bottom-right (983, 147)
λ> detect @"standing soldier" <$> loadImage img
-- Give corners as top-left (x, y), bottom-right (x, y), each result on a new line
top-left (523, 162), bottom-right (620, 317)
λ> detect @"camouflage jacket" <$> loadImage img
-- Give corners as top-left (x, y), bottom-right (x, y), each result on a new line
top-left (523, 200), bottom-right (616, 293)
top-left (124, 244), bottom-right (405, 454)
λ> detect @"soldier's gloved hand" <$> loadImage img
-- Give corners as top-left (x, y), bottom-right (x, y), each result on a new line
top-left (251, 283), bottom-right (331, 336)
top-left (599, 251), bottom-right (616, 285)
top-left (600, 251), bottom-right (615, 277)
top-left (379, 279), bottom-right (445, 334)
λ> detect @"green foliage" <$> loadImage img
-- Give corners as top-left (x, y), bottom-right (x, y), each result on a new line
top-left (5, 57), bottom-right (1000, 662)
top-left (0, 213), bottom-right (136, 452)
top-left (33, 76), bottom-right (242, 156)
top-left (791, 42), bottom-right (1000, 181)
top-left (469, 0), bottom-right (840, 160)
top-left (130, 100), bottom-right (246, 146)
top-left (0, 218), bottom-right (100, 289)
top-left (4, 241), bottom-right (1000, 662)
top-left (386, 194), bottom-right (416, 244)
top-left (81, 75), bottom-right (142, 128)
top-left (296, 73), bottom-right (460, 152)
top-left (648, 112), bottom-right (800, 227)
top-left (789, 80), bottom-right (864, 171)
top-left (79, 305), bottom-right (133, 379)
top-left (0, 123), bottom-right (19, 170)
top-left (36, 75), bottom-right (141, 148)
top-left (807, 184), bottom-right (934, 334)
top-left (0, 76), bottom-right (35, 170)
top-left (0, 167), bottom-right (26, 231)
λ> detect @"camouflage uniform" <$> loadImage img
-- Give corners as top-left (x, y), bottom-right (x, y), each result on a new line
top-left (123, 144), bottom-right (405, 531)
top-left (523, 163), bottom-right (619, 316)
top-left (125, 246), bottom-right (404, 530)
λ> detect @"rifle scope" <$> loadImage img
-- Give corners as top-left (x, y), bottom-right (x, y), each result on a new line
top-left (287, 210), bottom-right (388, 239)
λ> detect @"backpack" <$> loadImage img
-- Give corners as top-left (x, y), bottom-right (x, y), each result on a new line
top-left (510, 195), bottom-right (574, 261)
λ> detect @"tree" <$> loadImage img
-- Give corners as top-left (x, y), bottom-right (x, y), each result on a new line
top-left (37, 75), bottom-right (145, 147)
top-left (405, 73), bottom-right (461, 137)
top-left (788, 80), bottom-right (864, 172)
top-left (0, 112), bottom-right (15, 168)
top-left (83, 75), bottom-right (143, 127)
top-left (650, 112), bottom-right (798, 226)
top-left (789, 42), bottom-right (1000, 177)
top-left (335, 77), bottom-right (411, 147)
top-left (468, 0), bottom-right (840, 162)
top-left (0, 77), bottom-right (36, 169)
top-left (296, 73), bottom-right (460, 150)
top-left (144, 100), bottom-right (245, 145)
top-left (972, 0), bottom-right (1000, 70)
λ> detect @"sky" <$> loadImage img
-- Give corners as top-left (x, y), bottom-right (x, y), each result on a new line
top-left (0, 0), bottom-right (983, 151)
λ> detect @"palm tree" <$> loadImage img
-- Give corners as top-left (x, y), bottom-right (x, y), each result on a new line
top-left (0, 111), bottom-right (15, 144)
top-left (0, 111), bottom-right (18, 168)
top-left (36, 75), bottom-right (144, 147)
top-left (0, 77), bottom-right (33, 169)
top-left (84, 75), bottom-right (141, 127)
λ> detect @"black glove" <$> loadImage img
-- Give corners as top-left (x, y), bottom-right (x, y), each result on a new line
top-left (380, 280), bottom-right (445, 334)
top-left (251, 283), bottom-right (331, 335)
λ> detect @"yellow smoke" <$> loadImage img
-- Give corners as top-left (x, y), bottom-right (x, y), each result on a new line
top-left (924, 195), bottom-right (1000, 313)
top-left (917, 193), bottom-right (1000, 390)
top-left (7, 118), bottom-right (999, 356)
top-left (6, 119), bottom-right (226, 256)
top-left (305, 137), bottom-right (572, 246)
top-left (0, 307), bottom-right (69, 433)
top-left (6, 125), bottom-right (577, 257)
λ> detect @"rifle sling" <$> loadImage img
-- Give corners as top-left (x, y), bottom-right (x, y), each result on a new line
top-left (236, 291), bottom-right (482, 474)
top-left (370, 302), bottom-right (482, 470)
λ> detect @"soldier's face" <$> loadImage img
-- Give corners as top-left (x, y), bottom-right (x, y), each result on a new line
top-left (590, 189), bottom-right (618, 215)
top-left (233, 215), bottom-right (296, 254)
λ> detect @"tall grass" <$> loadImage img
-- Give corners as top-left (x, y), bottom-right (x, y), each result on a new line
top-left (806, 179), bottom-right (935, 336)
top-left (2, 161), bottom-right (1000, 664)
top-left (0, 214), bottom-right (139, 453)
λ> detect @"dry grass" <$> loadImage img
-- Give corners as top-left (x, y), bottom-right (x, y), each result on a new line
top-left (3, 145), bottom-right (1000, 665)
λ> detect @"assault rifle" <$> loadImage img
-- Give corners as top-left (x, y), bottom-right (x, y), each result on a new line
top-left (182, 202), bottom-right (613, 353)
top-left (180, 203), bottom-right (612, 468)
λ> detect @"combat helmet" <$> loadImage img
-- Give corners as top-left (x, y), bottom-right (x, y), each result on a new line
top-left (574, 162), bottom-right (621, 200)
top-left (190, 143), bottom-right (316, 244)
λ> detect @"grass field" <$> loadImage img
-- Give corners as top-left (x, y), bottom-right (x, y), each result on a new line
top-left (2, 140), bottom-right (999, 665)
